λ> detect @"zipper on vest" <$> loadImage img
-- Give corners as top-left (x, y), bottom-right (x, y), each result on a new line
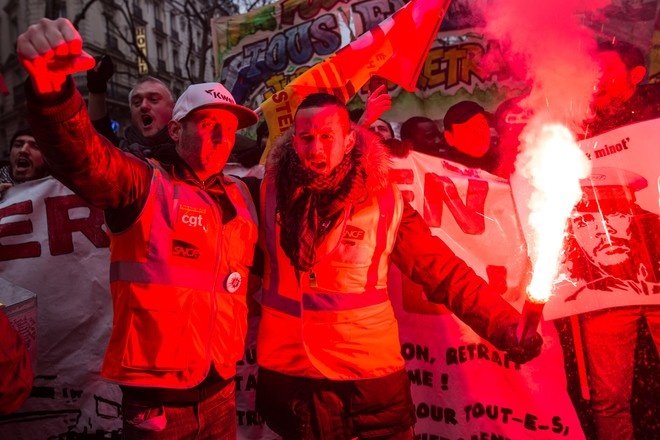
top-left (309, 270), bottom-right (317, 288)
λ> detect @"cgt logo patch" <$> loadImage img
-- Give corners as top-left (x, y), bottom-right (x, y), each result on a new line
top-left (180, 205), bottom-right (207, 229)
top-left (343, 225), bottom-right (365, 241)
top-left (172, 240), bottom-right (200, 259)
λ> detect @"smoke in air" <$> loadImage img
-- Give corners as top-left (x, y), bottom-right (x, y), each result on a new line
top-left (481, 0), bottom-right (612, 301)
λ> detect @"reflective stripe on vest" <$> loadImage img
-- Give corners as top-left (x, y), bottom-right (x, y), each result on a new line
top-left (302, 288), bottom-right (389, 311)
top-left (110, 262), bottom-right (214, 289)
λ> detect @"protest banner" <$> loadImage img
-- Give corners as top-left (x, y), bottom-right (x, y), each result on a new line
top-left (388, 151), bottom-right (585, 439)
top-left (211, 0), bottom-right (528, 136)
top-left (0, 177), bottom-right (121, 437)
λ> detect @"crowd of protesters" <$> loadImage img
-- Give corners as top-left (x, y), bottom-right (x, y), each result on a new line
top-left (1, 13), bottom-right (658, 440)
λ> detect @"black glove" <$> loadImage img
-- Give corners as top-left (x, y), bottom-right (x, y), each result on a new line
top-left (86, 55), bottom-right (114, 93)
top-left (503, 325), bottom-right (543, 364)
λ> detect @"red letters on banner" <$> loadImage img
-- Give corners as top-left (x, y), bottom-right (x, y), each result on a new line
top-left (0, 194), bottom-right (109, 261)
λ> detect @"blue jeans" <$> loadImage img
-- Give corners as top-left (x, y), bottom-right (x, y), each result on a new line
top-left (581, 306), bottom-right (660, 440)
top-left (121, 381), bottom-right (236, 440)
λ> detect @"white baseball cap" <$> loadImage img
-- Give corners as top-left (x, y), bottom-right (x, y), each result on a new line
top-left (172, 82), bottom-right (259, 129)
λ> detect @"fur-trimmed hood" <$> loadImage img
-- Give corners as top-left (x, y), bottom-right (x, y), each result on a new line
top-left (265, 123), bottom-right (391, 195)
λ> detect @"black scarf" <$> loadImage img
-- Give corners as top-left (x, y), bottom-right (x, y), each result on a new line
top-left (122, 126), bottom-right (178, 163)
top-left (276, 146), bottom-right (366, 272)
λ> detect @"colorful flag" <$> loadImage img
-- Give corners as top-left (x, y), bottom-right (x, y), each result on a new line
top-left (259, 0), bottom-right (451, 160)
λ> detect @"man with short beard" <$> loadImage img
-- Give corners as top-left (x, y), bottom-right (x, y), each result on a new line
top-left (256, 93), bottom-right (543, 439)
top-left (566, 169), bottom-right (660, 298)
top-left (0, 128), bottom-right (49, 188)
top-left (400, 115), bottom-right (446, 157)
top-left (583, 40), bottom-right (660, 137)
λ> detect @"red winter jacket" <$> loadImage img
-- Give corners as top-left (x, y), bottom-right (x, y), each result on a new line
top-left (0, 311), bottom-right (32, 414)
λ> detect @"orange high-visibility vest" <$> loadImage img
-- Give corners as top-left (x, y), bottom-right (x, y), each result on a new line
top-left (102, 166), bottom-right (257, 388)
top-left (258, 178), bottom-right (405, 380)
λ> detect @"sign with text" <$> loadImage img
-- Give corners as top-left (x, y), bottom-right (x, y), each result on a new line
top-left (0, 177), bottom-right (120, 438)
top-left (544, 118), bottom-right (660, 320)
top-left (388, 152), bottom-right (585, 439)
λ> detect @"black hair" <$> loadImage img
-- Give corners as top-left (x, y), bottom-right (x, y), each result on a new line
top-left (597, 40), bottom-right (645, 71)
top-left (295, 93), bottom-right (350, 125)
top-left (400, 116), bottom-right (434, 141)
top-left (256, 120), bottom-right (269, 146)
top-left (443, 100), bottom-right (486, 131)
top-left (563, 206), bottom-right (660, 283)
top-left (298, 93), bottom-right (346, 111)
top-left (349, 108), bottom-right (364, 123)
top-left (237, 121), bottom-right (269, 168)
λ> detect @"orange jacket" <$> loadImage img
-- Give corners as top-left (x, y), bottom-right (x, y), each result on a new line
top-left (258, 177), bottom-right (404, 380)
top-left (102, 167), bottom-right (257, 388)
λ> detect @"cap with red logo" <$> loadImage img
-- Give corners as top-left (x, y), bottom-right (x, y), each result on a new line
top-left (172, 82), bottom-right (259, 129)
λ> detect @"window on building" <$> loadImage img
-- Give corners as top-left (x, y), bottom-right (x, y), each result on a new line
top-left (45, 0), bottom-right (67, 18)
top-left (170, 12), bottom-right (178, 31)
top-left (154, 1), bottom-right (164, 31)
top-left (157, 41), bottom-right (166, 72)
top-left (173, 49), bottom-right (181, 76)
top-left (170, 11), bottom-right (180, 40)
top-left (132, 1), bottom-right (143, 19)
top-left (157, 42), bottom-right (164, 60)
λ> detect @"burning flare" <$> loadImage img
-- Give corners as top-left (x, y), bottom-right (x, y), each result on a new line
top-left (515, 118), bottom-right (591, 340)
top-left (518, 121), bottom-right (592, 302)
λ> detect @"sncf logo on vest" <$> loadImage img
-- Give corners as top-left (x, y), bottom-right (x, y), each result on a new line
top-left (180, 205), bottom-right (207, 228)
top-left (172, 240), bottom-right (200, 259)
top-left (343, 225), bottom-right (365, 241)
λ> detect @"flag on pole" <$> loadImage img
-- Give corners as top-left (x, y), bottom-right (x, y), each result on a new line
top-left (259, 0), bottom-right (451, 160)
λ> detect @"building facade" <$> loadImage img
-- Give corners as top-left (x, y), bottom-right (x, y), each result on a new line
top-left (0, 0), bottom-right (218, 157)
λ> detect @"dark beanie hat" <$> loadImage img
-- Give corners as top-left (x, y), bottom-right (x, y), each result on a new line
top-left (443, 101), bottom-right (486, 130)
top-left (10, 127), bottom-right (34, 147)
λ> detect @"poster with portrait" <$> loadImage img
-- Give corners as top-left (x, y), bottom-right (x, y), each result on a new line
top-left (510, 117), bottom-right (660, 440)
top-left (543, 118), bottom-right (660, 320)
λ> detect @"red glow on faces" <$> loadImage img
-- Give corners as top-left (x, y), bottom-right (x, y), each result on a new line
top-left (293, 105), bottom-right (355, 176)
